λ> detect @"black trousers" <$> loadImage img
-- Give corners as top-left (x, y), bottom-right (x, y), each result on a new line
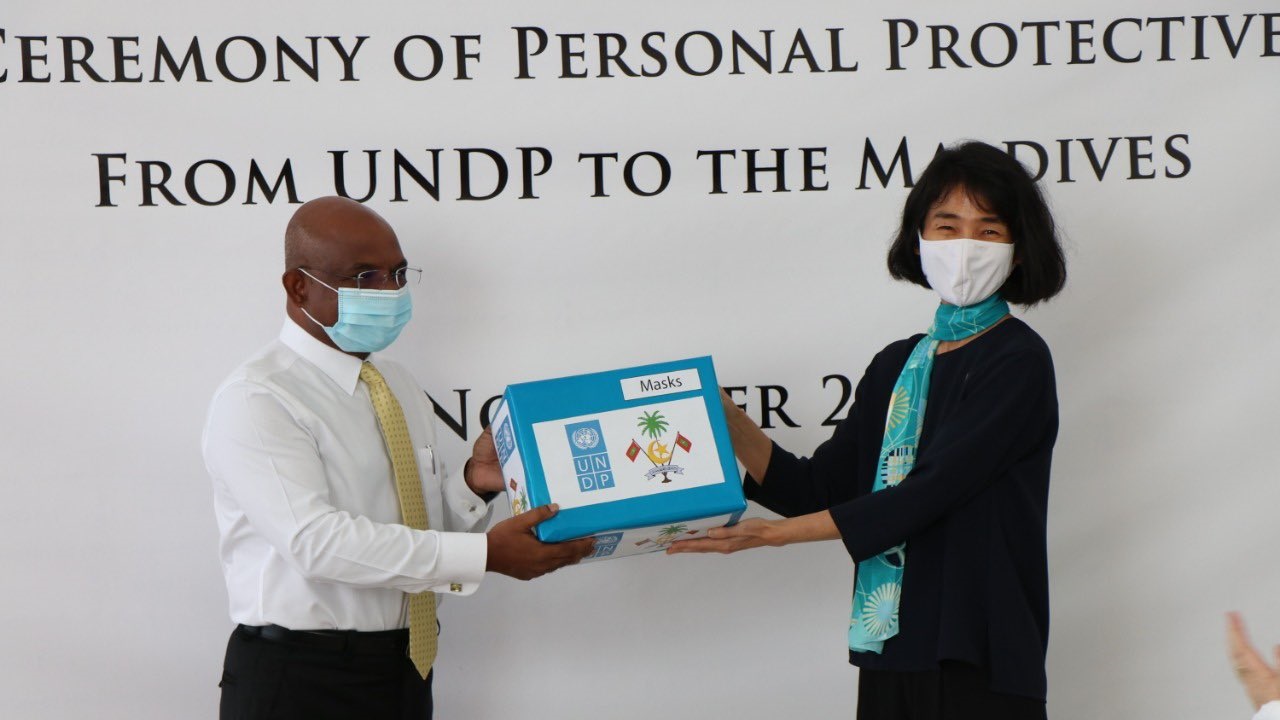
top-left (856, 662), bottom-right (1047, 720)
top-left (219, 625), bottom-right (433, 720)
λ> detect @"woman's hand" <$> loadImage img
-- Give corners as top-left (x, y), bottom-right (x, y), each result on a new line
top-left (1227, 611), bottom-right (1280, 710)
top-left (666, 511), bottom-right (841, 555)
top-left (719, 387), bottom-right (772, 482)
top-left (665, 518), bottom-right (782, 555)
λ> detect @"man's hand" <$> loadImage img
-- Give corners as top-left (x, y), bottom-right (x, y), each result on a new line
top-left (486, 504), bottom-right (596, 580)
top-left (1227, 611), bottom-right (1280, 710)
top-left (464, 426), bottom-right (506, 497)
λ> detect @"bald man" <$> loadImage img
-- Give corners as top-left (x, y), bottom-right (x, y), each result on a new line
top-left (203, 197), bottom-right (594, 719)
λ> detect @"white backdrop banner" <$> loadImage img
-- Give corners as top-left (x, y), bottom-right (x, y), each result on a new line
top-left (3, 2), bottom-right (1279, 718)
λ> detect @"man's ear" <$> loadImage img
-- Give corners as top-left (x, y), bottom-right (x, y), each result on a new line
top-left (283, 268), bottom-right (307, 306)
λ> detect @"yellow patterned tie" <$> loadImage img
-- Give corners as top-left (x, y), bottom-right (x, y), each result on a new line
top-left (359, 361), bottom-right (437, 679)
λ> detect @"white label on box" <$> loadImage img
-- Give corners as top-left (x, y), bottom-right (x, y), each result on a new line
top-left (532, 396), bottom-right (724, 510)
top-left (619, 368), bottom-right (702, 401)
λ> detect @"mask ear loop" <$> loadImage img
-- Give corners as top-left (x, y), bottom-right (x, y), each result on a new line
top-left (298, 268), bottom-right (339, 293)
top-left (296, 268), bottom-right (338, 330)
top-left (299, 306), bottom-right (330, 330)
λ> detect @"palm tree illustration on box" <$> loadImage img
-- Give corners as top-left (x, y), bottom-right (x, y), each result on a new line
top-left (637, 411), bottom-right (669, 439)
top-left (657, 524), bottom-right (688, 544)
top-left (635, 523), bottom-right (700, 549)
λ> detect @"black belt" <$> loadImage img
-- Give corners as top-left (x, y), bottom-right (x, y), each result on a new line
top-left (238, 624), bottom-right (409, 656)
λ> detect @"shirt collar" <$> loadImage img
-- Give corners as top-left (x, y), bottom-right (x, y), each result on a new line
top-left (279, 318), bottom-right (366, 396)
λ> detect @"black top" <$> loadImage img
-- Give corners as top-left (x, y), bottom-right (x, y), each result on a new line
top-left (745, 318), bottom-right (1057, 700)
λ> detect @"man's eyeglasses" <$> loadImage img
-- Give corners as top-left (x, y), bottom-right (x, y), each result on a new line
top-left (300, 266), bottom-right (423, 289)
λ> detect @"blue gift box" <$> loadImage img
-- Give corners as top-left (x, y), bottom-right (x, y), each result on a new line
top-left (490, 356), bottom-right (746, 552)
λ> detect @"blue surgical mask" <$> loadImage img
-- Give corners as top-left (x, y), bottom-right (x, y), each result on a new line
top-left (298, 269), bottom-right (413, 353)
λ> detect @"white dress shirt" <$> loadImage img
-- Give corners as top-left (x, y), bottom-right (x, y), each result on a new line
top-left (203, 319), bottom-right (490, 631)
top-left (1257, 701), bottom-right (1280, 720)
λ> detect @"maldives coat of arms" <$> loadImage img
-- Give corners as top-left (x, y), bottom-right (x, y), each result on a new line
top-left (624, 410), bottom-right (693, 483)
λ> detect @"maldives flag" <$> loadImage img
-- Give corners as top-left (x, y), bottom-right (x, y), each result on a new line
top-left (626, 440), bottom-right (642, 462)
top-left (674, 433), bottom-right (692, 452)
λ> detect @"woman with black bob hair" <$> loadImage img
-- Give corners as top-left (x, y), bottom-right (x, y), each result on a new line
top-left (888, 141), bottom-right (1066, 305)
top-left (670, 141), bottom-right (1066, 719)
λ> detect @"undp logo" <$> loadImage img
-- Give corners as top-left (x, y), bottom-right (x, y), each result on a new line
top-left (591, 532), bottom-right (624, 558)
top-left (495, 417), bottom-right (516, 466)
top-left (564, 420), bottom-right (614, 492)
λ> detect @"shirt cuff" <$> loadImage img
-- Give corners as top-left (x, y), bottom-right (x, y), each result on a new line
top-left (443, 464), bottom-right (491, 531)
top-left (1255, 701), bottom-right (1280, 720)
top-left (428, 531), bottom-right (487, 596)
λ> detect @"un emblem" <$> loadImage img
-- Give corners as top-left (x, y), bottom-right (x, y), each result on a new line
top-left (571, 426), bottom-right (601, 451)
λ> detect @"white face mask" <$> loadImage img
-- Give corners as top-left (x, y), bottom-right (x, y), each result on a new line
top-left (917, 233), bottom-right (1015, 307)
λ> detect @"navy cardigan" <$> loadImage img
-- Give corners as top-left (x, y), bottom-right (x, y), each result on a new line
top-left (745, 318), bottom-right (1057, 700)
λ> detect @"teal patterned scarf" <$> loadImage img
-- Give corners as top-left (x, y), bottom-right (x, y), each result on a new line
top-left (848, 293), bottom-right (1010, 653)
